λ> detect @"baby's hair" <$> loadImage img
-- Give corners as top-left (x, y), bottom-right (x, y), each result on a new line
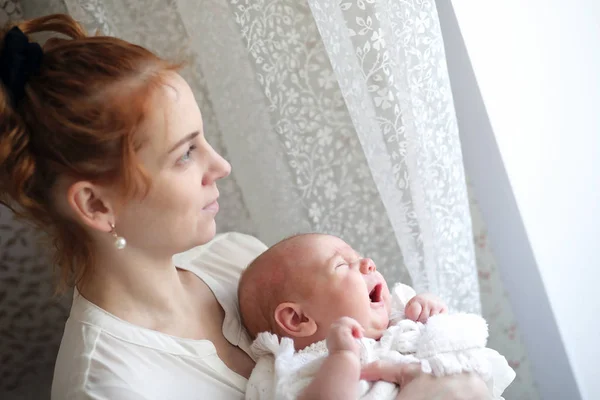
top-left (238, 233), bottom-right (319, 338)
top-left (0, 14), bottom-right (182, 292)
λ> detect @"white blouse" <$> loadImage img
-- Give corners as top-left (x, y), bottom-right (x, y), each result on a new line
top-left (51, 232), bottom-right (268, 400)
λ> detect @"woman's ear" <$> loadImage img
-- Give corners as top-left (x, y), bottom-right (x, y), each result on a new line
top-left (274, 302), bottom-right (317, 338)
top-left (67, 180), bottom-right (115, 233)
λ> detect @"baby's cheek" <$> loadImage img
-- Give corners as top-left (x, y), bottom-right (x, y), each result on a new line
top-left (328, 292), bottom-right (357, 316)
top-left (343, 299), bottom-right (369, 323)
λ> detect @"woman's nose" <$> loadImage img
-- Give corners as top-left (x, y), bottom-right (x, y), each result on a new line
top-left (203, 145), bottom-right (231, 185)
top-left (359, 258), bottom-right (376, 274)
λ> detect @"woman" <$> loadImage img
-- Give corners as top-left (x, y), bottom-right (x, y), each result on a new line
top-left (0, 14), bottom-right (488, 399)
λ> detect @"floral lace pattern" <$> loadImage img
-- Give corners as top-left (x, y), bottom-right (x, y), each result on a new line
top-left (306, 0), bottom-right (479, 311)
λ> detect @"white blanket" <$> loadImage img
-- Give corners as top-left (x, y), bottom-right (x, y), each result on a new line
top-left (245, 284), bottom-right (515, 400)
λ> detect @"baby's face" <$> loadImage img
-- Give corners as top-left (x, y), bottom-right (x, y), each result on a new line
top-left (292, 235), bottom-right (392, 340)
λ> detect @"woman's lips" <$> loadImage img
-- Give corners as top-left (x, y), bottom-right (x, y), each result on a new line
top-left (202, 200), bottom-right (219, 213)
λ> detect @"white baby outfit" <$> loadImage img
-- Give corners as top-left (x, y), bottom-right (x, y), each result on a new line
top-left (245, 284), bottom-right (515, 400)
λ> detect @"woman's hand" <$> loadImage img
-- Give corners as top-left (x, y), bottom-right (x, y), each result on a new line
top-left (361, 361), bottom-right (491, 400)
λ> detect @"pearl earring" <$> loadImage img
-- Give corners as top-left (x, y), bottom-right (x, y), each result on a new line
top-left (110, 223), bottom-right (127, 250)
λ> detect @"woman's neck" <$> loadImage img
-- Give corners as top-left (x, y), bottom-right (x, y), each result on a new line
top-left (78, 247), bottom-right (196, 331)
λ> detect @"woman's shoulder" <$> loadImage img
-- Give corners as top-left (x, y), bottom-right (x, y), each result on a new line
top-left (174, 232), bottom-right (268, 285)
top-left (173, 232), bottom-right (268, 356)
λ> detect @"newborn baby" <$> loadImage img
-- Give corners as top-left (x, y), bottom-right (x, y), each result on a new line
top-left (238, 233), bottom-right (515, 400)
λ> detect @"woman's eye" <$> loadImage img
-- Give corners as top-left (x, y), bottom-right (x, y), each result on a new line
top-left (177, 145), bottom-right (197, 165)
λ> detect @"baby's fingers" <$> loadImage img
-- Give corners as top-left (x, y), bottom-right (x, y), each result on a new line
top-left (405, 300), bottom-right (423, 322)
top-left (327, 317), bottom-right (364, 355)
top-left (331, 317), bottom-right (364, 338)
top-left (429, 302), bottom-right (448, 316)
top-left (417, 303), bottom-right (430, 323)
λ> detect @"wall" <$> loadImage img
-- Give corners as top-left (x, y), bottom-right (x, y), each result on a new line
top-left (438, 1), bottom-right (599, 399)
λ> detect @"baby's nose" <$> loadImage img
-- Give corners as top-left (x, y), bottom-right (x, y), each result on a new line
top-left (359, 258), bottom-right (376, 274)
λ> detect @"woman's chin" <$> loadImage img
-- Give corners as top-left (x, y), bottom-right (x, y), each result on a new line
top-left (173, 220), bottom-right (217, 254)
top-left (195, 220), bottom-right (217, 245)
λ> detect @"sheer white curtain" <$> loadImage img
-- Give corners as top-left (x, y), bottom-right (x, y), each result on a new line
top-left (308, 0), bottom-right (478, 308)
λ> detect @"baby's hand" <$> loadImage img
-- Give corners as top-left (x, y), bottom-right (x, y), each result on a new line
top-left (405, 293), bottom-right (448, 323)
top-left (326, 317), bottom-right (364, 357)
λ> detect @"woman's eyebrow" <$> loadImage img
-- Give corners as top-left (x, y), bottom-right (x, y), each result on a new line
top-left (168, 130), bottom-right (200, 153)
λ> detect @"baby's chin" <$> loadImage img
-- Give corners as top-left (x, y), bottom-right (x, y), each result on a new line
top-left (364, 327), bottom-right (385, 340)
top-left (364, 318), bottom-right (390, 340)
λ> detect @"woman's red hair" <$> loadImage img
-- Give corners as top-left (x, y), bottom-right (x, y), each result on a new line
top-left (0, 14), bottom-right (182, 292)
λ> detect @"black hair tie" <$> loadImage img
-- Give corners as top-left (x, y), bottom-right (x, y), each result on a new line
top-left (0, 26), bottom-right (43, 107)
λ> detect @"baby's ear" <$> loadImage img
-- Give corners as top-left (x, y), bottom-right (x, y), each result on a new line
top-left (274, 302), bottom-right (317, 338)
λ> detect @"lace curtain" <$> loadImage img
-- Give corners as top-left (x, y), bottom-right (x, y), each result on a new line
top-left (1, 0), bottom-right (539, 398)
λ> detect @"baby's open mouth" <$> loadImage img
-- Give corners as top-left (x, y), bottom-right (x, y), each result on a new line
top-left (369, 283), bottom-right (383, 303)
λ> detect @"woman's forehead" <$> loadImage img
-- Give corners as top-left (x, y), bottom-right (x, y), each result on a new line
top-left (137, 74), bottom-right (202, 153)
